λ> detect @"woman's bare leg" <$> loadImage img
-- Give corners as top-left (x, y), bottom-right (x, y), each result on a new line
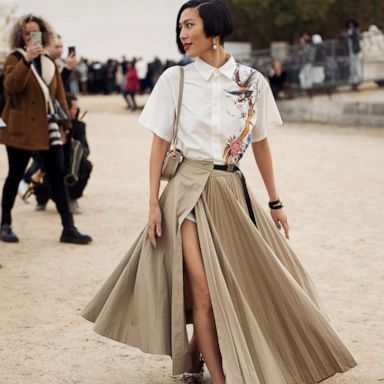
top-left (181, 219), bottom-right (225, 384)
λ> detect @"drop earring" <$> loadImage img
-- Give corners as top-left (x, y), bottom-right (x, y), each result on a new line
top-left (213, 39), bottom-right (217, 50)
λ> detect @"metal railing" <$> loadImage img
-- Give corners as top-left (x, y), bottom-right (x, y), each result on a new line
top-left (234, 38), bottom-right (384, 94)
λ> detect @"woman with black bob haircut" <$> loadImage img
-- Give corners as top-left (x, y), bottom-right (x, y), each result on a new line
top-left (176, 0), bottom-right (234, 54)
top-left (82, 1), bottom-right (357, 382)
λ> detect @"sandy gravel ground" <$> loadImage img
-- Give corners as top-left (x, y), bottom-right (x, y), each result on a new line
top-left (0, 94), bottom-right (383, 384)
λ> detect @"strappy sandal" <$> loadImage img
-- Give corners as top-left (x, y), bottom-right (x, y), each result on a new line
top-left (181, 355), bottom-right (204, 384)
top-left (181, 372), bottom-right (203, 384)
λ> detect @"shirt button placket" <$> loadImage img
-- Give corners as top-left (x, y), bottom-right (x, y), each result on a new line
top-left (211, 71), bottom-right (222, 162)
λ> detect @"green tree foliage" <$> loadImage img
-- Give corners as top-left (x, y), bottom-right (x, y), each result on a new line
top-left (324, 0), bottom-right (384, 38)
top-left (228, 0), bottom-right (384, 47)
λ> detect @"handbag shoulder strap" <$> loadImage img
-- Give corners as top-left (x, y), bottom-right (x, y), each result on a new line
top-left (170, 66), bottom-right (184, 148)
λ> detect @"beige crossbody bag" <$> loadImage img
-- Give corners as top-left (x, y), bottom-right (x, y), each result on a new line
top-left (161, 66), bottom-right (184, 181)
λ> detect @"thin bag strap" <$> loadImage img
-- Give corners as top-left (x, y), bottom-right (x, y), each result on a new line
top-left (170, 66), bottom-right (184, 149)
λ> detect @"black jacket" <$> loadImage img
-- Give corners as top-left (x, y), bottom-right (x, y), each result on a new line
top-left (71, 119), bottom-right (90, 157)
top-left (61, 67), bottom-right (72, 93)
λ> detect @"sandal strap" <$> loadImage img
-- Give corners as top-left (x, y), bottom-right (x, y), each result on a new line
top-left (182, 372), bottom-right (203, 383)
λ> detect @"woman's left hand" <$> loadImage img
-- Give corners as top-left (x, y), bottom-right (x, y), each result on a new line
top-left (270, 208), bottom-right (289, 239)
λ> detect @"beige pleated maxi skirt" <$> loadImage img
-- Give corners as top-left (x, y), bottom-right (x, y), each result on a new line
top-left (82, 158), bottom-right (357, 384)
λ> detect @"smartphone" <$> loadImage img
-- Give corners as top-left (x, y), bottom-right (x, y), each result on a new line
top-left (68, 46), bottom-right (76, 56)
top-left (30, 31), bottom-right (42, 44)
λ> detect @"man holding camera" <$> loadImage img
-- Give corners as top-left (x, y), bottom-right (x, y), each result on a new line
top-left (24, 94), bottom-right (92, 215)
top-left (63, 94), bottom-right (92, 213)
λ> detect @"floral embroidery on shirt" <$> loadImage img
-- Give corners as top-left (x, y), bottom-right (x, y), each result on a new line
top-left (223, 66), bottom-right (260, 164)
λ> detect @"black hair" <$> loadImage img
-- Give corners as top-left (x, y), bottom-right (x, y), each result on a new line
top-left (345, 18), bottom-right (359, 29)
top-left (176, 0), bottom-right (234, 54)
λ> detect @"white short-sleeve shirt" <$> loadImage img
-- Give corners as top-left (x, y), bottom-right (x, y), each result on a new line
top-left (139, 55), bottom-right (283, 165)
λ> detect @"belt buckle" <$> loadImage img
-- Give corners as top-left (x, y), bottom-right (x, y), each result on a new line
top-left (227, 164), bottom-right (235, 172)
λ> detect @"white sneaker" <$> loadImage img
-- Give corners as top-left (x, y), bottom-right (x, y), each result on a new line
top-left (18, 180), bottom-right (30, 203)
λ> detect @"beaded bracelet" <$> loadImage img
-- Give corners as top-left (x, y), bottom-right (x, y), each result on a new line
top-left (269, 199), bottom-right (284, 209)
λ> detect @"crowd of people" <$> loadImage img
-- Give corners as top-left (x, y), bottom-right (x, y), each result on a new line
top-left (57, 18), bottom-right (364, 104)
top-left (0, 2), bottom-right (361, 383)
top-left (66, 56), bottom-right (181, 95)
top-left (0, 12), bottom-right (365, 245)
top-left (263, 19), bottom-right (364, 98)
top-left (0, 14), bottom-right (188, 245)
top-left (0, 14), bottom-right (93, 244)
top-left (60, 53), bottom-right (183, 110)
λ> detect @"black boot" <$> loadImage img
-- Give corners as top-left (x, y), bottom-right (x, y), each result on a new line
top-left (60, 225), bottom-right (92, 245)
top-left (0, 224), bottom-right (19, 243)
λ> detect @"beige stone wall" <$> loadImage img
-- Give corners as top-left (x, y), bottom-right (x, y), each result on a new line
top-left (277, 87), bottom-right (384, 127)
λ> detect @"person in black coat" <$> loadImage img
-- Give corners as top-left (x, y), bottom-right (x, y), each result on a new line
top-left (344, 18), bottom-right (362, 86)
top-left (64, 94), bottom-right (92, 213)
top-left (268, 60), bottom-right (288, 98)
top-left (27, 94), bottom-right (92, 214)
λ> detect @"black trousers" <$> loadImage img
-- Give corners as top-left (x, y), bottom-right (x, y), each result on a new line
top-left (123, 91), bottom-right (137, 110)
top-left (23, 152), bottom-right (43, 183)
top-left (1, 145), bottom-right (74, 228)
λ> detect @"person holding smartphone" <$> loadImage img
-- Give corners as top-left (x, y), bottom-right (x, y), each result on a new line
top-left (47, 34), bottom-right (77, 92)
top-left (0, 14), bottom-right (92, 244)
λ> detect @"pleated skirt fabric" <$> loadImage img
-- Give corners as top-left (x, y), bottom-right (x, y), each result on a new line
top-left (82, 158), bottom-right (357, 384)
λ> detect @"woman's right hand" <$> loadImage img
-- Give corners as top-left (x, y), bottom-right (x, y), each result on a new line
top-left (147, 202), bottom-right (162, 248)
top-left (26, 41), bottom-right (43, 62)
top-left (65, 52), bottom-right (77, 70)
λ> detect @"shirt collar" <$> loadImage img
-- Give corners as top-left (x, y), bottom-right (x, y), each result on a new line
top-left (194, 55), bottom-right (237, 81)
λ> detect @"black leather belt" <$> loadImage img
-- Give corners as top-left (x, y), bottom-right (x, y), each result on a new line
top-left (213, 164), bottom-right (257, 228)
